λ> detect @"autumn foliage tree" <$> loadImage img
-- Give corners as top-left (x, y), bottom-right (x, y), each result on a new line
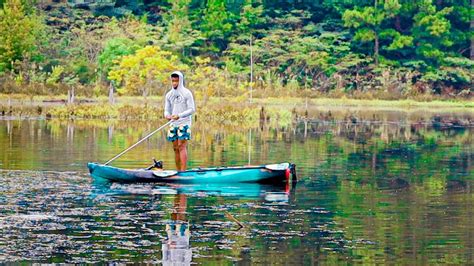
top-left (108, 45), bottom-right (187, 98)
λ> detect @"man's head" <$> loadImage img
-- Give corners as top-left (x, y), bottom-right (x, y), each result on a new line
top-left (171, 73), bottom-right (180, 89)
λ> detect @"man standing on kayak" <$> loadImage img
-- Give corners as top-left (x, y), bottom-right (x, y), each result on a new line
top-left (164, 71), bottom-right (196, 171)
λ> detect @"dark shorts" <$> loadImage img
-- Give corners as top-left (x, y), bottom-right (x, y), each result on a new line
top-left (167, 125), bottom-right (191, 142)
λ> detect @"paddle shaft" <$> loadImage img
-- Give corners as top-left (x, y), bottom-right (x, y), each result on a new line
top-left (104, 120), bottom-right (173, 165)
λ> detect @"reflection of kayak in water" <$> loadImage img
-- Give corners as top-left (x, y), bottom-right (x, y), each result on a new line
top-left (174, 182), bottom-right (290, 199)
top-left (92, 180), bottom-right (291, 200)
top-left (87, 162), bottom-right (296, 184)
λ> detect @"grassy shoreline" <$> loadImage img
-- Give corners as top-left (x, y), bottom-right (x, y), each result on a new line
top-left (0, 94), bottom-right (473, 122)
top-left (1, 93), bottom-right (473, 107)
top-left (262, 97), bottom-right (474, 109)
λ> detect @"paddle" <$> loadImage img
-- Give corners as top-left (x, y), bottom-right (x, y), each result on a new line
top-left (104, 120), bottom-right (173, 165)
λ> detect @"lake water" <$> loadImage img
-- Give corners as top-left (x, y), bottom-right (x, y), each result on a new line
top-left (0, 109), bottom-right (472, 264)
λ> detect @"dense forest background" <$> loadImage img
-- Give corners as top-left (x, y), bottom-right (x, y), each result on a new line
top-left (0, 0), bottom-right (472, 102)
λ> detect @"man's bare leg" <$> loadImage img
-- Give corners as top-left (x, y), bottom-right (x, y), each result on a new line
top-left (178, 139), bottom-right (188, 171)
top-left (173, 140), bottom-right (181, 170)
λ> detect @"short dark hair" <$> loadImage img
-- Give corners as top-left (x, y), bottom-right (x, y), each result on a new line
top-left (171, 73), bottom-right (179, 78)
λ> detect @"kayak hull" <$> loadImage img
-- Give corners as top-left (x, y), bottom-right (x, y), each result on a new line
top-left (87, 162), bottom-right (296, 184)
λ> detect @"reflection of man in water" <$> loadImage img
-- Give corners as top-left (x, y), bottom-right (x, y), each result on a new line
top-left (162, 194), bottom-right (191, 265)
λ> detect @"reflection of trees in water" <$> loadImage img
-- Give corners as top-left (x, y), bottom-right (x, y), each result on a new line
top-left (308, 118), bottom-right (472, 186)
top-left (108, 124), bottom-right (113, 144)
top-left (280, 114), bottom-right (472, 195)
top-left (4, 115), bottom-right (472, 151)
top-left (292, 118), bottom-right (470, 145)
top-left (28, 112), bottom-right (471, 146)
top-left (298, 119), bottom-right (470, 188)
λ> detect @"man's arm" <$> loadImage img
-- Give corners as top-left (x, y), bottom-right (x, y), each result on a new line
top-left (178, 91), bottom-right (195, 118)
top-left (164, 94), bottom-right (172, 119)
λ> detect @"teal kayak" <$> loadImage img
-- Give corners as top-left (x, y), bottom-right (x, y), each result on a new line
top-left (87, 162), bottom-right (296, 184)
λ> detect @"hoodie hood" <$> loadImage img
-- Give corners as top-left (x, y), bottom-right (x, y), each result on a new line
top-left (171, 71), bottom-right (186, 92)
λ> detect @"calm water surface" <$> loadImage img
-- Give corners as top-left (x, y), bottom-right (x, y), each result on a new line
top-left (0, 110), bottom-right (472, 264)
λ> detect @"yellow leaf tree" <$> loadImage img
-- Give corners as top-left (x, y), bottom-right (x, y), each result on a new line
top-left (190, 56), bottom-right (238, 102)
top-left (108, 45), bottom-right (187, 98)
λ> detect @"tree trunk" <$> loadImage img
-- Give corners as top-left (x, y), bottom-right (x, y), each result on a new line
top-left (142, 86), bottom-right (148, 101)
top-left (108, 83), bottom-right (115, 105)
top-left (142, 79), bottom-right (150, 100)
top-left (374, 33), bottom-right (379, 65)
top-left (249, 35), bottom-right (253, 103)
top-left (394, 15), bottom-right (402, 32)
top-left (68, 87), bottom-right (75, 104)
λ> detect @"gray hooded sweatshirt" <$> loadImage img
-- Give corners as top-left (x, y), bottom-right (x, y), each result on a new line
top-left (164, 71), bottom-right (196, 127)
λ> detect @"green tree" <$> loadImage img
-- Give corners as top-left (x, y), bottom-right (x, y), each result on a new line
top-left (236, 0), bottom-right (265, 35)
top-left (0, 0), bottom-right (44, 71)
top-left (412, 0), bottom-right (454, 64)
top-left (342, 0), bottom-right (412, 65)
top-left (443, 0), bottom-right (472, 59)
top-left (98, 38), bottom-right (139, 81)
top-left (200, 0), bottom-right (234, 55)
top-left (163, 0), bottom-right (201, 57)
